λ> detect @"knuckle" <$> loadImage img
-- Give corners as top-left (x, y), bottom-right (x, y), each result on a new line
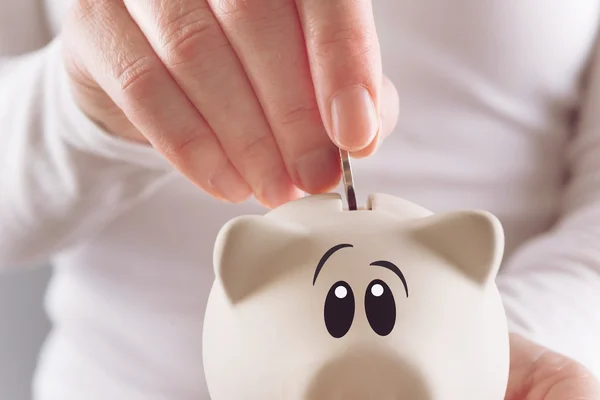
top-left (165, 132), bottom-right (198, 157)
top-left (279, 103), bottom-right (322, 128)
top-left (313, 24), bottom-right (377, 58)
top-left (215, 0), bottom-right (291, 25)
top-left (237, 134), bottom-right (275, 165)
top-left (216, 0), bottom-right (254, 16)
top-left (159, 5), bottom-right (225, 66)
top-left (161, 128), bottom-right (208, 160)
top-left (218, 0), bottom-right (267, 16)
top-left (113, 55), bottom-right (156, 98)
top-left (161, 130), bottom-right (222, 175)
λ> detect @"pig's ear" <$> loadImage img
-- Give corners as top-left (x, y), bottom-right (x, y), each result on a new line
top-left (213, 215), bottom-right (310, 304)
top-left (407, 210), bottom-right (504, 286)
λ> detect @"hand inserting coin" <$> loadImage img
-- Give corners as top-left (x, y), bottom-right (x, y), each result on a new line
top-left (339, 149), bottom-right (358, 211)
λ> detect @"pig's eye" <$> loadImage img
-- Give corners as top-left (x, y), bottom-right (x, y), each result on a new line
top-left (324, 281), bottom-right (355, 338)
top-left (365, 279), bottom-right (396, 336)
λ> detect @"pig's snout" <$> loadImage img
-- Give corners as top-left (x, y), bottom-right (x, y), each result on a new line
top-left (305, 348), bottom-right (430, 400)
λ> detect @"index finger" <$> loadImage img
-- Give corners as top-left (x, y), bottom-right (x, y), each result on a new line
top-left (296, 0), bottom-right (381, 152)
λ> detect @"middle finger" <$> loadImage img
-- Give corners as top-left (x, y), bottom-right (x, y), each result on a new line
top-left (210, 0), bottom-right (341, 194)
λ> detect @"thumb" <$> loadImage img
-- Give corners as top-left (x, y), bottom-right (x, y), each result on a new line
top-left (352, 74), bottom-right (399, 159)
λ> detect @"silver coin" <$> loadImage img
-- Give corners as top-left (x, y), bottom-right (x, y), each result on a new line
top-left (339, 149), bottom-right (357, 211)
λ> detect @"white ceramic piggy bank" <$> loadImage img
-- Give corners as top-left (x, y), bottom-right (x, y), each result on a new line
top-left (203, 193), bottom-right (509, 400)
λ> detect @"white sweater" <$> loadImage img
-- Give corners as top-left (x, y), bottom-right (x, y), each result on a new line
top-left (2, 0), bottom-right (600, 398)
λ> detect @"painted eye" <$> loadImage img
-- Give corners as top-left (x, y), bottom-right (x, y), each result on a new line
top-left (324, 281), bottom-right (355, 338)
top-left (365, 279), bottom-right (396, 336)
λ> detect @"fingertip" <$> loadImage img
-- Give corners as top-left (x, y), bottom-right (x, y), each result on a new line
top-left (329, 84), bottom-right (379, 152)
top-left (255, 170), bottom-right (305, 209)
top-left (351, 75), bottom-right (399, 158)
top-left (257, 186), bottom-right (305, 209)
top-left (381, 75), bottom-right (399, 139)
top-left (351, 129), bottom-right (381, 159)
top-left (293, 146), bottom-right (342, 194)
top-left (206, 166), bottom-right (253, 204)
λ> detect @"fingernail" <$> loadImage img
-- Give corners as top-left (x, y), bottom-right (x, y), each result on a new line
top-left (294, 146), bottom-right (341, 194)
top-left (209, 167), bottom-right (251, 203)
top-left (330, 85), bottom-right (378, 151)
top-left (259, 170), bottom-right (302, 208)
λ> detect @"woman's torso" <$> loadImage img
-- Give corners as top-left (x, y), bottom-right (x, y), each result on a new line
top-left (35, 1), bottom-right (600, 398)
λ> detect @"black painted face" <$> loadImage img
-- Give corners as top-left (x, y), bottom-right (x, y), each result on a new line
top-left (314, 244), bottom-right (409, 339)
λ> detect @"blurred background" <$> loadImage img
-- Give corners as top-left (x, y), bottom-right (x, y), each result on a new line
top-left (0, 267), bottom-right (51, 400)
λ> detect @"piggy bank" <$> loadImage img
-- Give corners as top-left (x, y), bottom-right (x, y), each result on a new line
top-left (202, 193), bottom-right (509, 399)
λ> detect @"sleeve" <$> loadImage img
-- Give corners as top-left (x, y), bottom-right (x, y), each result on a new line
top-left (496, 38), bottom-right (600, 378)
top-left (0, 1), bottom-right (175, 269)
